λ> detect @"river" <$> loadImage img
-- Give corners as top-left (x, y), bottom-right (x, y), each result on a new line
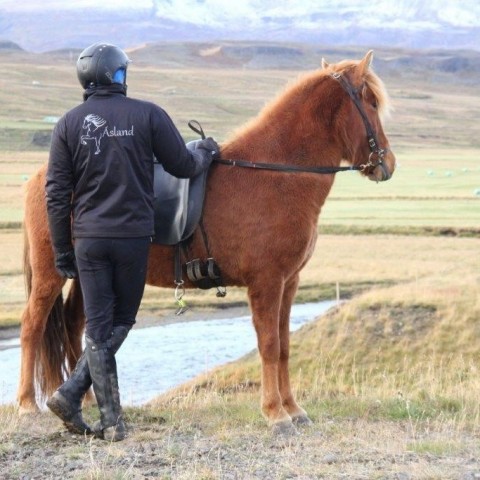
top-left (0, 300), bottom-right (335, 406)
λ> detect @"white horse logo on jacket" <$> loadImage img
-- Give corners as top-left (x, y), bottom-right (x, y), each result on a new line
top-left (81, 114), bottom-right (107, 154)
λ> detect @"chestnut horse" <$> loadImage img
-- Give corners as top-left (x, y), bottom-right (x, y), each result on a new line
top-left (18, 51), bottom-right (396, 434)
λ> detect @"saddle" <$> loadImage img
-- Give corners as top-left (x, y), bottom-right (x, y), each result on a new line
top-left (152, 139), bottom-right (226, 299)
top-left (152, 140), bottom-right (207, 246)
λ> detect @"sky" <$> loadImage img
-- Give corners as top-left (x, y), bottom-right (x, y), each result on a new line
top-left (1, 0), bottom-right (479, 53)
top-left (1, 0), bottom-right (479, 29)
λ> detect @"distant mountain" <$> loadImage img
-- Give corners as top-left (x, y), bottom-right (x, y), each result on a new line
top-left (122, 41), bottom-right (480, 77)
top-left (0, 0), bottom-right (479, 53)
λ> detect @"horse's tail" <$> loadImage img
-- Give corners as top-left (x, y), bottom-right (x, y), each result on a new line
top-left (62, 278), bottom-right (85, 370)
top-left (39, 279), bottom-right (85, 399)
top-left (37, 280), bottom-right (85, 399)
top-left (36, 291), bottom-right (68, 400)
top-left (23, 227), bottom-right (83, 400)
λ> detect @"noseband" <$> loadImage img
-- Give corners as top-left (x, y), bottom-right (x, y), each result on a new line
top-left (331, 72), bottom-right (390, 180)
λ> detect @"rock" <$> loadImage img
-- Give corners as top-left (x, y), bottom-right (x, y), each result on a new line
top-left (323, 453), bottom-right (338, 464)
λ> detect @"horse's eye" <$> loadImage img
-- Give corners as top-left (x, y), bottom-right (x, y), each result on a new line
top-left (372, 100), bottom-right (378, 110)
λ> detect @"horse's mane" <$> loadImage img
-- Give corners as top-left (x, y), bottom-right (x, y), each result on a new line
top-left (84, 114), bottom-right (106, 128)
top-left (224, 57), bottom-right (390, 148)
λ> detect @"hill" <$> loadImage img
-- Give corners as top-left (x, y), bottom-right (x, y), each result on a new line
top-left (38, 41), bottom-right (480, 84)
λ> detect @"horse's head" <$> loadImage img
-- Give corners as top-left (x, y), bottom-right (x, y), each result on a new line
top-left (83, 114), bottom-right (106, 133)
top-left (321, 50), bottom-right (396, 182)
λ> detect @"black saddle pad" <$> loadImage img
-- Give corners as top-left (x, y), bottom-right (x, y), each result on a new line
top-left (152, 141), bottom-right (209, 245)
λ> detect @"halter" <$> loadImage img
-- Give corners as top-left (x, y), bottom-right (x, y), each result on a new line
top-left (189, 73), bottom-right (390, 178)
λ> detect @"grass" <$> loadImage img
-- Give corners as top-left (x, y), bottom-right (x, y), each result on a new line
top-left (170, 299), bottom-right (479, 424)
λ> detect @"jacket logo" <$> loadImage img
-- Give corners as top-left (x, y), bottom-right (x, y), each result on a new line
top-left (81, 114), bottom-right (134, 155)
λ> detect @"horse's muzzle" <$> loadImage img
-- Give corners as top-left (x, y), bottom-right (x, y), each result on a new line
top-left (367, 149), bottom-right (396, 182)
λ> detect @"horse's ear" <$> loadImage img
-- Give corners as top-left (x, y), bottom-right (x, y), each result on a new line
top-left (358, 50), bottom-right (374, 76)
top-left (321, 58), bottom-right (329, 69)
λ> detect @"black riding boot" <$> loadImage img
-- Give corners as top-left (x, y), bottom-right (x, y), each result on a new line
top-left (85, 335), bottom-right (126, 442)
top-left (46, 326), bottom-right (130, 435)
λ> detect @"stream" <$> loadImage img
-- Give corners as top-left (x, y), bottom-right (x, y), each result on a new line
top-left (0, 300), bottom-right (335, 406)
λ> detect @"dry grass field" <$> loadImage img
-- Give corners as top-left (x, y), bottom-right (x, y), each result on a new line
top-left (0, 43), bottom-right (480, 479)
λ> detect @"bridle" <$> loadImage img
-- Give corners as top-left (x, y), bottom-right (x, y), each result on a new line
top-left (189, 72), bottom-right (390, 178)
top-left (331, 72), bottom-right (390, 180)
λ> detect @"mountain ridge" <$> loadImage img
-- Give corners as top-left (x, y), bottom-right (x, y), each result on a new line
top-left (2, 40), bottom-right (479, 87)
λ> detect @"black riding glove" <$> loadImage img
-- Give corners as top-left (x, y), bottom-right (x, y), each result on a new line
top-left (55, 249), bottom-right (77, 279)
top-left (196, 137), bottom-right (220, 162)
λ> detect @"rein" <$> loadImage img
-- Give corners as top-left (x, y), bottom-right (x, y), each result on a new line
top-left (188, 120), bottom-right (366, 176)
top-left (213, 158), bottom-right (362, 174)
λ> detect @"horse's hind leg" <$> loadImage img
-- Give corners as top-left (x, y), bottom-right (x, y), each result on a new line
top-left (278, 274), bottom-right (311, 425)
top-left (18, 283), bottom-right (63, 414)
top-left (248, 278), bottom-right (297, 434)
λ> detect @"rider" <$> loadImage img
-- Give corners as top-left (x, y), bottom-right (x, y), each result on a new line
top-left (45, 42), bottom-right (219, 442)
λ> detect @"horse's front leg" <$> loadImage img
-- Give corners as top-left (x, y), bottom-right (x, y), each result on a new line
top-left (278, 274), bottom-right (312, 425)
top-left (248, 280), bottom-right (297, 435)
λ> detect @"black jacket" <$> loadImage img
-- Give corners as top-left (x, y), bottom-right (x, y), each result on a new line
top-left (46, 85), bottom-right (209, 253)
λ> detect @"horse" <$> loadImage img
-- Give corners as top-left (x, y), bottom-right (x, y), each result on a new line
top-left (18, 50), bottom-right (396, 434)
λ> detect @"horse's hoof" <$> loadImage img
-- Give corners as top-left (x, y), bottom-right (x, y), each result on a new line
top-left (17, 404), bottom-right (40, 416)
top-left (272, 420), bottom-right (299, 437)
top-left (292, 414), bottom-right (313, 426)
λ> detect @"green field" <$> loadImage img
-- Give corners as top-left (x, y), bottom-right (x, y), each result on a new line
top-left (323, 149), bottom-right (480, 227)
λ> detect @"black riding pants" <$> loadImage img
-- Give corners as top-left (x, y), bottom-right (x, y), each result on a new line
top-left (74, 237), bottom-right (151, 343)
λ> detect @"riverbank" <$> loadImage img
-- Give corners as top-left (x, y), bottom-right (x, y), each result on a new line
top-left (0, 303), bottom-right (252, 345)
top-left (1, 301), bottom-right (337, 407)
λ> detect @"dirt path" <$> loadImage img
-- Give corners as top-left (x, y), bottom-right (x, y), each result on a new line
top-left (2, 409), bottom-right (479, 479)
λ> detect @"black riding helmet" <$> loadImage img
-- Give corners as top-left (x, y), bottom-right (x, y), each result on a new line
top-left (76, 42), bottom-right (130, 89)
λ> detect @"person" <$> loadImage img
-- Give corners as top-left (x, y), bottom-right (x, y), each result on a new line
top-left (45, 42), bottom-right (218, 442)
